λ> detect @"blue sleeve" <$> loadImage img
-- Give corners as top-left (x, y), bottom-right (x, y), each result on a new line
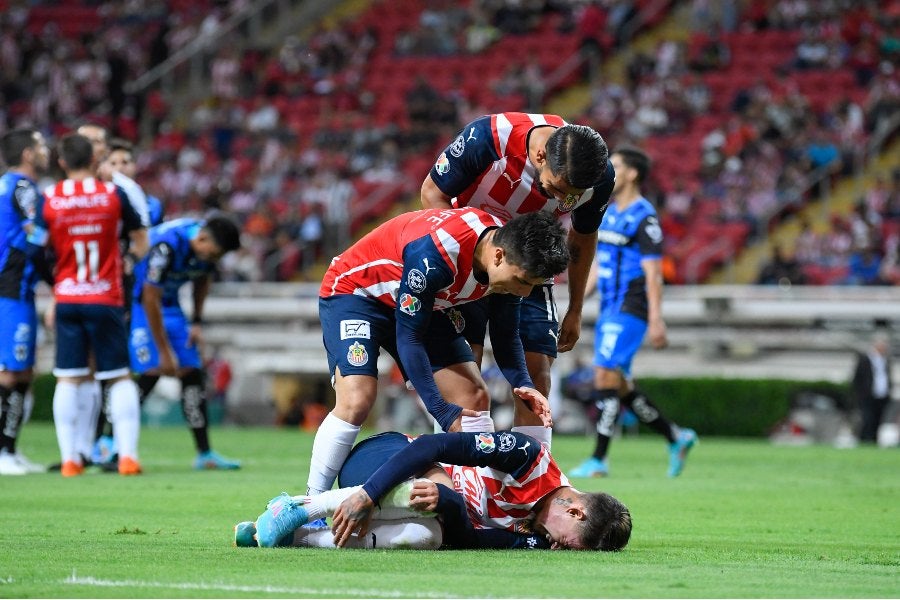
top-left (395, 236), bottom-right (461, 431)
top-left (141, 242), bottom-right (175, 288)
top-left (362, 431), bottom-right (543, 503)
top-left (486, 294), bottom-right (533, 389)
top-left (472, 528), bottom-right (551, 550)
top-left (116, 186), bottom-right (145, 234)
top-left (25, 195), bottom-right (49, 249)
top-left (428, 116), bottom-right (499, 199)
top-left (571, 158), bottom-right (614, 234)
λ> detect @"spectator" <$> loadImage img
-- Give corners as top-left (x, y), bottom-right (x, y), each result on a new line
top-left (757, 244), bottom-right (806, 285)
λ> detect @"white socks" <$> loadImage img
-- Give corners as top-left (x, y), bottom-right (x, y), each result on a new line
top-left (512, 425), bottom-right (552, 450)
top-left (460, 410), bottom-right (495, 432)
top-left (107, 379), bottom-right (140, 460)
top-left (296, 479), bottom-right (431, 522)
top-left (52, 381), bottom-right (80, 463)
top-left (74, 381), bottom-right (101, 459)
top-left (307, 412), bottom-right (360, 495)
top-left (291, 519), bottom-right (442, 549)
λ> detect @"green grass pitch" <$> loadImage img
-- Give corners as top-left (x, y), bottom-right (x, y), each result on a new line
top-left (1, 423), bottom-right (897, 598)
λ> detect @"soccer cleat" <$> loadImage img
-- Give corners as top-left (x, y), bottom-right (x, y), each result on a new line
top-left (118, 456), bottom-right (143, 476)
top-left (194, 450), bottom-right (241, 470)
top-left (255, 492), bottom-right (309, 548)
top-left (0, 450), bottom-right (29, 475)
top-left (568, 456), bottom-right (609, 478)
top-left (13, 452), bottom-right (46, 474)
top-left (668, 428), bottom-right (698, 477)
top-left (61, 460), bottom-right (85, 477)
top-left (233, 521), bottom-right (259, 547)
top-left (91, 435), bottom-right (117, 465)
top-left (308, 518), bottom-right (327, 528)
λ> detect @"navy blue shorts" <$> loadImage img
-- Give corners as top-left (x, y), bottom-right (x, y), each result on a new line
top-left (337, 431), bottom-right (412, 487)
top-left (457, 284), bottom-right (559, 358)
top-left (128, 302), bottom-right (202, 374)
top-left (319, 295), bottom-right (475, 383)
top-left (0, 298), bottom-right (37, 371)
top-left (54, 303), bottom-right (130, 380)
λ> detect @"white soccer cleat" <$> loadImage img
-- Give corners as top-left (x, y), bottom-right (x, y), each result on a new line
top-left (0, 449), bottom-right (28, 475)
top-left (13, 452), bottom-right (46, 474)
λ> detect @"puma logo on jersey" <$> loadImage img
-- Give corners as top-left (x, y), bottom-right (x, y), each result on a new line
top-left (467, 127), bottom-right (477, 141)
top-left (501, 173), bottom-right (521, 188)
top-left (518, 441), bottom-right (531, 454)
top-left (423, 258), bottom-right (437, 275)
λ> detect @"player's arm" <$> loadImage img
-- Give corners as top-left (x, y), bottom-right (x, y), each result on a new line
top-left (394, 238), bottom-right (476, 432)
top-left (420, 116), bottom-right (498, 209)
top-left (19, 186), bottom-right (54, 286)
top-left (488, 296), bottom-right (551, 426)
top-left (188, 274), bottom-right (210, 351)
top-left (638, 214), bottom-right (667, 349)
top-left (141, 243), bottom-right (178, 376)
top-left (558, 159), bottom-right (614, 352)
top-left (116, 185), bottom-right (150, 260)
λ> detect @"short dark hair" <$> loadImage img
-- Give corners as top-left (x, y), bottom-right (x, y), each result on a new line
top-left (108, 137), bottom-right (134, 155)
top-left (203, 214), bottom-right (241, 253)
top-left (613, 146), bottom-right (651, 184)
top-left (58, 134), bottom-right (94, 171)
top-left (580, 491), bottom-right (632, 551)
top-left (1, 128), bottom-right (38, 167)
top-left (493, 211), bottom-right (569, 280)
top-left (545, 124), bottom-right (609, 189)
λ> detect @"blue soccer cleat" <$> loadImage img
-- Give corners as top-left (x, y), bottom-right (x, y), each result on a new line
top-left (233, 521), bottom-right (258, 547)
top-left (255, 492), bottom-right (309, 547)
top-left (568, 456), bottom-right (609, 478)
top-left (668, 428), bottom-right (698, 477)
top-left (194, 450), bottom-right (241, 470)
top-left (308, 518), bottom-right (327, 528)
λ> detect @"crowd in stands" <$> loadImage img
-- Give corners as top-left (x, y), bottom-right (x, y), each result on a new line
top-left (1, 0), bottom-right (897, 285)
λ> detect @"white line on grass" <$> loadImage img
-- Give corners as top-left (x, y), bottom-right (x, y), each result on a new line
top-left (64, 571), bottom-right (459, 598)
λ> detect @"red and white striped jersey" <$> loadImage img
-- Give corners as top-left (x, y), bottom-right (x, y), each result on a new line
top-left (39, 178), bottom-right (139, 306)
top-left (320, 207), bottom-right (503, 311)
top-left (443, 438), bottom-right (569, 533)
top-left (432, 112), bottom-right (598, 222)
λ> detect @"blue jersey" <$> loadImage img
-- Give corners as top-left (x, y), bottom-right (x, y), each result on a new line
top-left (0, 172), bottom-right (41, 301)
top-left (596, 197), bottom-right (663, 320)
top-left (147, 194), bottom-right (165, 226)
top-left (133, 218), bottom-right (214, 308)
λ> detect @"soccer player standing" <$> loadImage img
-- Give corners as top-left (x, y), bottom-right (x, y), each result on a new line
top-left (30, 134), bottom-right (148, 476)
top-left (0, 128), bottom-right (50, 475)
top-left (569, 147), bottom-right (696, 478)
top-left (307, 208), bottom-right (567, 497)
top-left (128, 216), bottom-right (242, 469)
top-left (420, 113), bottom-right (614, 447)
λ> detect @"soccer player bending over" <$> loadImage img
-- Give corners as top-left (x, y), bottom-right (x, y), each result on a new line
top-left (307, 209), bottom-right (567, 499)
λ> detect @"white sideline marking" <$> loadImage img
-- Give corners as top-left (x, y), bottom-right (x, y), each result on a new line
top-left (64, 571), bottom-right (458, 598)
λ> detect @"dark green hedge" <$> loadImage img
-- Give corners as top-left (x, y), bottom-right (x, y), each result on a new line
top-left (636, 377), bottom-right (850, 437)
top-left (28, 373), bottom-right (850, 437)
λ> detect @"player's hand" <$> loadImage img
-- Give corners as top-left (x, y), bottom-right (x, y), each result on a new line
top-left (648, 317), bottom-right (668, 349)
top-left (556, 311), bottom-right (582, 353)
top-left (513, 387), bottom-right (553, 427)
top-left (159, 346), bottom-right (179, 377)
top-left (446, 407), bottom-right (481, 432)
top-left (409, 479), bottom-right (440, 512)
top-left (188, 323), bottom-right (205, 352)
top-left (332, 489), bottom-right (376, 548)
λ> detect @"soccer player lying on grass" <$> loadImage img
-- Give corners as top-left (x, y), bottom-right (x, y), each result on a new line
top-left (238, 431), bottom-right (632, 551)
top-left (308, 209), bottom-right (567, 498)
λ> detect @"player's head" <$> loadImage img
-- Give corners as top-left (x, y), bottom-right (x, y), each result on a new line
top-left (488, 211), bottom-right (569, 296)
top-left (105, 138), bottom-right (137, 179)
top-left (194, 214), bottom-right (242, 261)
top-left (579, 491), bottom-right (632, 552)
top-left (76, 124), bottom-right (109, 163)
top-left (611, 146), bottom-right (650, 195)
top-left (534, 488), bottom-right (631, 551)
top-left (57, 134), bottom-right (96, 173)
top-left (539, 124), bottom-right (608, 204)
top-left (1, 128), bottom-right (49, 173)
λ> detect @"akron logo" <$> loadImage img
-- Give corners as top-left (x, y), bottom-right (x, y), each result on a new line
top-left (347, 341), bottom-right (369, 367)
top-left (407, 268), bottom-right (427, 293)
